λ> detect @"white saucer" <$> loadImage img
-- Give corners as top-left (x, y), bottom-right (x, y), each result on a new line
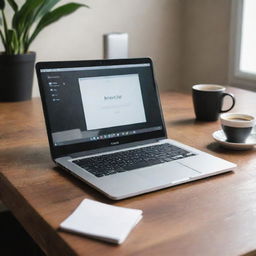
top-left (212, 130), bottom-right (256, 150)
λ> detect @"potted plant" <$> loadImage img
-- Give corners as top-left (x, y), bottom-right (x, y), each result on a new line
top-left (0, 0), bottom-right (88, 101)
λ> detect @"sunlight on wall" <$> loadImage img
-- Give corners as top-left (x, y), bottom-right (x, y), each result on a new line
top-left (240, 0), bottom-right (256, 75)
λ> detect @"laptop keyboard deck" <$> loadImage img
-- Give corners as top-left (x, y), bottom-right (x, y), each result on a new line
top-left (73, 143), bottom-right (195, 177)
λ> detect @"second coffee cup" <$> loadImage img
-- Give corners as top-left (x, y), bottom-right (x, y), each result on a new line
top-left (192, 84), bottom-right (236, 121)
top-left (220, 113), bottom-right (255, 143)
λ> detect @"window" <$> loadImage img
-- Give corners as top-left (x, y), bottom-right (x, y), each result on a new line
top-left (229, 0), bottom-right (256, 89)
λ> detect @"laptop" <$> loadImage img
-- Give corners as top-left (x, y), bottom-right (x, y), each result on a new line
top-left (36, 58), bottom-right (236, 200)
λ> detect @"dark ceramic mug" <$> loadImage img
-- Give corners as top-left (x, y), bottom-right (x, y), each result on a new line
top-left (192, 84), bottom-right (235, 121)
top-left (220, 113), bottom-right (255, 143)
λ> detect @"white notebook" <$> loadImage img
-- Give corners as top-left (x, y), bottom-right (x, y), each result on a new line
top-left (60, 199), bottom-right (142, 244)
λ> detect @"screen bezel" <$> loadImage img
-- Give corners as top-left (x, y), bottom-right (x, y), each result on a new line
top-left (36, 58), bottom-right (167, 159)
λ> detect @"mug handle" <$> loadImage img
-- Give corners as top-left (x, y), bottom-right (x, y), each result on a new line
top-left (220, 93), bottom-right (236, 113)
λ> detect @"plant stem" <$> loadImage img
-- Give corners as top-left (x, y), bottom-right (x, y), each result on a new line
top-left (1, 10), bottom-right (10, 54)
top-left (0, 29), bottom-right (7, 50)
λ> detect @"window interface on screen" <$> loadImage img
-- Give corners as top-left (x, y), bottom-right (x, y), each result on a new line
top-left (39, 63), bottom-right (164, 146)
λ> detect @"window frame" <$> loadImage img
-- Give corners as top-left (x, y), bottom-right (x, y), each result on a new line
top-left (229, 0), bottom-right (256, 90)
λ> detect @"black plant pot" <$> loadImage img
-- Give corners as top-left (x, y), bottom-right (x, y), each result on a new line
top-left (0, 52), bottom-right (36, 102)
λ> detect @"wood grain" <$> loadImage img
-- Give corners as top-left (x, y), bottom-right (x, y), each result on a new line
top-left (1, 87), bottom-right (256, 256)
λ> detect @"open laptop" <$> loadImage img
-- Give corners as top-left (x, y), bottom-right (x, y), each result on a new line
top-left (36, 58), bottom-right (236, 200)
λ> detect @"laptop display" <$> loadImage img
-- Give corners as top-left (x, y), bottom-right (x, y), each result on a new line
top-left (37, 58), bottom-right (166, 158)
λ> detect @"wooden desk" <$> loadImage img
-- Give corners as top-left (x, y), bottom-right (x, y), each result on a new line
top-left (1, 87), bottom-right (256, 256)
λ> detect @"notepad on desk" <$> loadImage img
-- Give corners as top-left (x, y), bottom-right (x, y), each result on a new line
top-left (60, 199), bottom-right (142, 244)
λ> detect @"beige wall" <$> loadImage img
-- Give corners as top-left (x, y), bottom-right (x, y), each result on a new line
top-left (1, 0), bottom-right (181, 96)
top-left (0, 0), bottom-right (232, 95)
top-left (181, 0), bottom-right (231, 92)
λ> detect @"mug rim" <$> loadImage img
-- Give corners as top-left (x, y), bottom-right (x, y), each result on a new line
top-left (192, 84), bottom-right (225, 92)
top-left (220, 113), bottom-right (255, 128)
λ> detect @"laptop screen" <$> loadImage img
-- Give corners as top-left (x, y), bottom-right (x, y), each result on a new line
top-left (36, 58), bottom-right (166, 158)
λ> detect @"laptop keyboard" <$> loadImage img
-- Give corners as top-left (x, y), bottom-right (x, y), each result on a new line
top-left (73, 143), bottom-right (195, 177)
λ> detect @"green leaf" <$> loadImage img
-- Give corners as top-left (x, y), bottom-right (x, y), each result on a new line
top-left (37, 0), bottom-right (89, 19)
top-left (0, 0), bottom-right (5, 10)
top-left (22, 0), bottom-right (64, 45)
top-left (31, 0), bottom-right (89, 37)
top-left (4, 29), bottom-right (20, 54)
top-left (12, 30), bottom-right (19, 53)
top-left (28, 3), bottom-right (86, 47)
top-left (34, 0), bottom-right (62, 22)
top-left (5, 29), bottom-right (13, 54)
top-left (12, 0), bottom-right (44, 35)
top-left (7, 0), bottom-right (18, 12)
top-left (7, 29), bottom-right (17, 52)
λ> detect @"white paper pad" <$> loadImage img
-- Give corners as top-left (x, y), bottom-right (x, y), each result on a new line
top-left (60, 199), bottom-right (143, 244)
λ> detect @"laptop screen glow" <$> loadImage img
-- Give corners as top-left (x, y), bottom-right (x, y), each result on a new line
top-left (79, 74), bottom-right (146, 130)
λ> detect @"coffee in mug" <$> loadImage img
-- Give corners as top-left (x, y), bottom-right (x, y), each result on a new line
top-left (220, 113), bottom-right (255, 143)
top-left (192, 84), bottom-right (235, 121)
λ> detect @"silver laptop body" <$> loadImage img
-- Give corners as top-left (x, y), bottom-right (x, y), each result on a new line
top-left (36, 58), bottom-right (236, 200)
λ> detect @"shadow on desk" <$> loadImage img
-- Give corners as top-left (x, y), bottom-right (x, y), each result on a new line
top-left (53, 166), bottom-right (115, 204)
top-left (0, 145), bottom-right (51, 166)
top-left (0, 211), bottom-right (45, 256)
top-left (166, 118), bottom-right (196, 126)
top-left (207, 142), bottom-right (256, 154)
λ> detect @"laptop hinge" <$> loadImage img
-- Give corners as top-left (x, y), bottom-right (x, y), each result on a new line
top-left (69, 137), bottom-right (165, 159)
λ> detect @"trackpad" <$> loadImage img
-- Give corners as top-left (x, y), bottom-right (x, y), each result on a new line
top-left (144, 162), bottom-right (199, 185)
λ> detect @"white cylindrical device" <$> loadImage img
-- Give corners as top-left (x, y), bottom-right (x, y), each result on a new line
top-left (103, 33), bottom-right (128, 59)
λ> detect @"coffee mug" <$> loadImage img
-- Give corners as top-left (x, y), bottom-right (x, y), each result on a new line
top-left (220, 113), bottom-right (255, 143)
top-left (192, 84), bottom-right (235, 121)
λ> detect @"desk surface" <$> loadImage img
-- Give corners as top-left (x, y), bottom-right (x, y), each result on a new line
top-left (1, 87), bottom-right (256, 256)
